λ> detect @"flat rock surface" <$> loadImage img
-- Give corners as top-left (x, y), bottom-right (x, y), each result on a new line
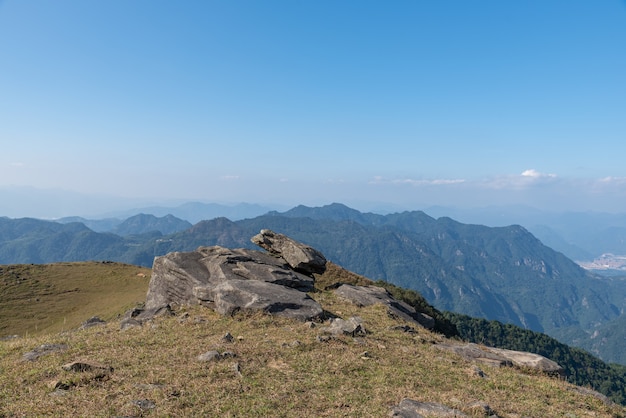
top-left (144, 245), bottom-right (322, 321)
top-left (334, 284), bottom-right (434, 329)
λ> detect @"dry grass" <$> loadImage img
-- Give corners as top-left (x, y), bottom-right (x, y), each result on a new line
top-left (0, 262), bottom-right (624, 416)
top-left (1, 298), bottom-right (624, 416)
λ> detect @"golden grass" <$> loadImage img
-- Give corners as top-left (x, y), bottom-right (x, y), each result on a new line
top-left (0, 262), bottom-right (151, 337)
top-left (1, 298), bottom-right (624, 416)
top-left (0, 262), bottom-right (624, 416)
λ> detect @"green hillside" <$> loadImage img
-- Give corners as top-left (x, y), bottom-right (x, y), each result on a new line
top-left (0, 262), bottom-right (150, 337)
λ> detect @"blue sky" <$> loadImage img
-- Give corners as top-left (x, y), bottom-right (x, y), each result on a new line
top-left (1, 1), bottom-right (626, 216)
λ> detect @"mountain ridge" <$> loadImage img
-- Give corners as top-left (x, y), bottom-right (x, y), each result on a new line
top-left (1, 203), bottom-right (626, 364)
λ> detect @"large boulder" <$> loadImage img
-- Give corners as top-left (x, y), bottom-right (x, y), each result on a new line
top-left (435, 342), bottom-right (564, 376)
top-left (251, 229), bottom-right (327, 275)
top-left (334, 284), bottom-right (435, 329)
top-left (144, 245), bottom-right (323, 321)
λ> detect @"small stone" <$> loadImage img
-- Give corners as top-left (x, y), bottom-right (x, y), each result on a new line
top-left (221, 351), bottom-right (236, 359)
top-left (47, 379), bottom-right (73, 391)
top-left (466, 401), bottom-right (495, 416)
top-left (61, 360), bottom-right (113, 374)
top-left (22, 344), bottom-right (68, 362)
top-left (197, 351), bottom-right (222, 362)
top-left (120, 318), bottom-right (142, 330)
top-left (80, 316), bottom-right (106, 329)
top-left (471, 366), bottom-right (486, 378)
top-left (222, 332), bottom-right (234, 343)
top-left (132, 399), bottom-right (156, 410)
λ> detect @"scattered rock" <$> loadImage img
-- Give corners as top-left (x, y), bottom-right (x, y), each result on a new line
top-left (222, 332), bottom-right (234, 343)
top-left (390, 399), bottom-right (467, 417)
top-left (470, 366), bottom-right (486, 378)
top-left (80, 316), bottom-right (106, 329)
top-left (465, 401), bottom-right (496, 416)
top-left (47, 379), bottom-right (73, 391)
top-left (568, 385), bottom-right (615, 406)
top-left (486, 346), bottom-right (564, 376)
top-left (0, 335), bottom-right (20, 341)
top-left (120, 305), bottom-right (174, 330)
top-left (22, 344), bottom-right (68, 362)
top-left (197, 351), bottom-right (222, 362)
top-left (323, 317), bottom-right (366, 337)
top-left (120, 318), bottom-right (142, 330)
top-left (390, 325), bottom-right (418, 334)
top-left (435, 343), bottom-right (564, 376)
top-left (132, 399), bottom-right (156, 411)
top-left (61, 360), bottom-right (114, 374)
top-left (334, 284), bottom-right (434, 329)
top-left (251, 229), bottom-right (327, 275)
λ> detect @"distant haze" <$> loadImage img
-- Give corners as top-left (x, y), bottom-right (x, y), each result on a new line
top-left (1, 2), bottom-right (625, 215)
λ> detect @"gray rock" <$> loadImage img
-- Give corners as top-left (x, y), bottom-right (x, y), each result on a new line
top-left (568, 385), bottom-right (614, 406)
top-left (390, 399), bottom-right (467, 417)
top-left (22, 343), bottom-right (68, 362)
top-left (144, 246), bottom-right (323, 322)
top-left (198, 278), bottom-right (323, 321)
top-left (197, 351), bottom-right (222, 362)
top-left (323, 317), bottom-right (366, 337)
top-left (486, 346), bottom-right (564, 376)
top-left (61, 360), bottom-right (114, 374)
top-left (465, 401), bottom-right (496, 416)
top-left (334, 284), bottom-right (435, 329)
top-left (251, 229), bottom-right (327, 275)
top-left (120, 318), bottom-right (142, 330)
top-left (436, 343), bottom-right (513, 368)
top-left (132, 399), bottom-right (156, 411)
top-left (80, 316), bottom-right (106, 329)
top-left (436, 343), bottom-right (564, 376)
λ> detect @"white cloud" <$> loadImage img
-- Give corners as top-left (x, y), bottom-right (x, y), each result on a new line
top-left (483, 170), bottom-right (559, 190)
top-left (521, 169), bottom-right (556, 179)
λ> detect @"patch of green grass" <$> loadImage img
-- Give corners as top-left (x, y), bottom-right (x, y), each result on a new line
top-left (0, 262), bottom-right (150, 337)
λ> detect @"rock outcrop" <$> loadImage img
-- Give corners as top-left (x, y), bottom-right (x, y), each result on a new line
top-left (251, 229), bottom-right (327, 275)
top-left (435, 342), bottom-right (564, 376)
top-left (143, 245), bottom-right (323, 321)
top-left (334, 284), bottom-right (435, 329)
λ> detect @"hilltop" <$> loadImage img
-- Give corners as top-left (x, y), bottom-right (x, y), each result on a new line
top-left (1, 233), bottom-right (625, 416)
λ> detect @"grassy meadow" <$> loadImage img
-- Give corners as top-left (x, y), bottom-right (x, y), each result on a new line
top-left (0, 262), bottom-right (151, 338)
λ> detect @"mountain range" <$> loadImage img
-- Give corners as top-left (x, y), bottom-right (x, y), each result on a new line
top-left (1, 203), bottom-right (626, 365)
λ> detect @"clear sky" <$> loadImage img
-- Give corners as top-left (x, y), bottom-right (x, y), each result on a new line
top-left (1, 1), bottom-right (626, 217)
